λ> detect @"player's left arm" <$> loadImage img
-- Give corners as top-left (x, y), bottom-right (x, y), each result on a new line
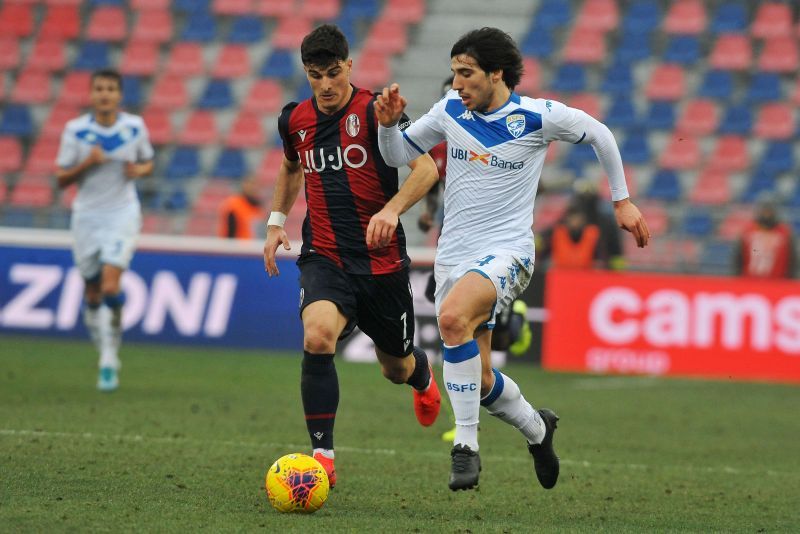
top-left (125, 121), bottom-right (155, 179)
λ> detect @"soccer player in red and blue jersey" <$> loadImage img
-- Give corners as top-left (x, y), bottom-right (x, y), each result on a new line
top-left (262, 24), bottom-right (442, 488)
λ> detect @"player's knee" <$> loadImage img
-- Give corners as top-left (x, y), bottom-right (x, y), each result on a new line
top-left (438, 310), bottom-right (470, 344)
top-left (303, 323), bottom-right (338, 354)
top-left (480, 367), bottom-right (495, 393)
top-left (380, 363), bottom-right (406, 384)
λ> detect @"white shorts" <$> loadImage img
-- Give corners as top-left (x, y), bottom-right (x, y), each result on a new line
top-left (434, 252), bottom-right (534, 329)
top-left (71, 205), bottom-right (141, 279)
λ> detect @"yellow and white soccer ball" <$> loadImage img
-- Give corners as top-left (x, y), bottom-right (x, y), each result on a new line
top-left (265, 453), bottom-right (330, 513)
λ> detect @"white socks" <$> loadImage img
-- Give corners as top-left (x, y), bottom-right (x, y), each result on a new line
top-left (443, 340), bottom-right (481, 451)
top-left (85, 304), bottom-right (120, 370)
top-left (481, 368), bottom-right (546, 445)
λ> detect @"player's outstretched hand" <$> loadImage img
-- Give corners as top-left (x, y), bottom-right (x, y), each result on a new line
top-left (374, 83), bottom-right (407, 127)
top-left (264, 226), bottom-right (291, 277)
top-left (613, 198), bottom-right (651, 248)
top-left (366, 206), bottom-right (399, 249)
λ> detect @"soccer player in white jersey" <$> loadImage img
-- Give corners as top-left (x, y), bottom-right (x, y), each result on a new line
top-left (373, 28), bottom-right (650, 491)
top-left (56, 69), bottom-right (154, 392)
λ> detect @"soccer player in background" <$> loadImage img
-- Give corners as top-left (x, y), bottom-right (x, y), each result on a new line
top-left (55, 69), bottom-right (154, 392)
top-left (262, 24), bottom-right (442, 488)
top-left (375, 27), bottom-right (650, 491)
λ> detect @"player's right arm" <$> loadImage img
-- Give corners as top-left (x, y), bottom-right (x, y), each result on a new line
top-left (263, 156), bottom-right (304, 277)
top-left (55, 145), bottom-right (105, 189)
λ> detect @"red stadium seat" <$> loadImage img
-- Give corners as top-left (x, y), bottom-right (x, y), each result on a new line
top-left (706, 135), bottom-right (749, 172)
top-left (164, 43), bottom-right (205, 77)
top-left (516, 57), bottom-right (540, 97)
top-left (141, 213), bottom-right (173, 234)
top-left (0, 137), bottom-right (23, 173)
top-left (24, 139), bottom-right (61, 178)
top-left (754, 103), bottom-right (795, 140)
top-left (255, 0), bottom-right (294, 17)
top-left (663, 0), bottom-right (706, 35)
top-left (26, 38), bottom-right (66, 72)
top-left (575, 0), bottom-right (619, 32)
top-left (43, 0), bottom-right (82, 4)
top-left (708, 34), bottom-right (752, 70)
top-left (58, 72), bottom-right (92, 107)
top-left (717, 206), bottom-right (754, 241)
top-left (227, 112), bottom-right (266, 148)
top-left (255, 148), bottom-right (285, 188)
top-left (213, 0), bottom-right (253, 16)
top-left (300, 0), bottom-right (341, 21)
top-left (11, 70), bottom-right (52, 104)
top-left (689, 168), bottom-right (731, 205)
top-left (752, 3), bottom-right (792, 38)
top-left (637, 200), bottom-right (669, 237)
top-left (351, 51), bottom-right (391, 91)
top-left (660, 134), bottom-right (700, 170)
top-left (120, 41), bottom-right (160, 76)
top-left (532, 194), bottom-right (569, 233)
top-left (132, 0), bottom-right (170, 8)
top-left (645, 64), bottom-right (686, 101)
top-left (272, 17), bottom-right (313, 49)
top-left (183, 214), bottom-right (218, 237)
top-left (193, 179), bottom-right (235, 215)
top-left (0, 180), bottom-right (6, 204)
top-left (179, 111), bottom-right (219, 145)
top-left (59, 184), bottom-right (77, 209)
top-left (211, 45), bottom-right (251, 78)
top-left (9, 178), bottom-right (54, 208)
top-left (40, 5), bottom-right (80, 39)
top-left (242, 79), bottom-right (282, 115)
top-left (149, 76), bottom-right (189, 109)
top-left (566, 93), bottom-right (603, 120)
top-left (141, 107), bottom-right (174, 145)
top-left (383, 0), bottom-right (426, 24)
top-left (364, 18), bottom-right (408, 54)
top-left (794, 78), bottom-right (800, 106)
top-left (0, 3), bottom-right (34, 38)
top-left (86, 6), bottom-right (128, 42)
top-left (562, 29), bottom-right (607, 64)
top-left (41, 105), bottom-right (81, 140)
top-left (675, 99), bottom-right (718, 136)
top-left (131, 10), bottom-right (173, 44)
top-left (0, 38), bottom-right (21, 71)
top-left (758, 36), bottom-right (798, 73)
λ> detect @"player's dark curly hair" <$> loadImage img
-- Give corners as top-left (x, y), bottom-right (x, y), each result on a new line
top-left (301, 24), bottom-right (349, 68)
top-left (91, 68), bottom-right (123, 91)
top-left (450, 27), bottom-right (523, 89)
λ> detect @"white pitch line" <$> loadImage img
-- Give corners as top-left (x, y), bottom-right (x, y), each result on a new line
top-left (0, 428), bottom-right (794, 479)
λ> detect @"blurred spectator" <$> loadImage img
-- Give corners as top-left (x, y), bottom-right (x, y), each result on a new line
top-left (734, 193), bottom-right (795, 279)
top-left (571, 178), bottom-right (625, 270)
top-left (539, 201), bottom-right (602, 270)
top-left (217, 178), bottom-right (264, 239)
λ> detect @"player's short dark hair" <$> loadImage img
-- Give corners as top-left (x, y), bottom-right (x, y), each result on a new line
top-left (91, 69), bottom-right (123, 91)
top-left (301, 24), bottom-right (349, 68)
top-left (451, 27), bottom-right (523, 89)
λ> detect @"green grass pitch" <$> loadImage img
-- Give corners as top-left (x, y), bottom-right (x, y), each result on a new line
top-left (1, 335), bottom-right (798, 532)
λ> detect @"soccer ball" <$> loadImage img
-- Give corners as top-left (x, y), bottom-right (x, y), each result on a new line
top-left (265, 453), bottom-right (330, 513)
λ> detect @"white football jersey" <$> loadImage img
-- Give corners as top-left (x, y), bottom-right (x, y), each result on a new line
top-left (401, 91), bottom-right (593, 266)
top-left (56, 112), bottom-right (154, 213)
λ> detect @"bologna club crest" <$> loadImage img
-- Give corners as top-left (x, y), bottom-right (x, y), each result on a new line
top-left (345, 113), bottom-right (360, 137)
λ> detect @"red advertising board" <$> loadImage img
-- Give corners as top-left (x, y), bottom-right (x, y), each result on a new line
top-left (543, 270), bottom-right (800, 383)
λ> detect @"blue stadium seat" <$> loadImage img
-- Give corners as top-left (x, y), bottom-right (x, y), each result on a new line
top-left (620, 129), bottom-right (650, 164)
top-left (789, 188), bottom-right (800, 209)
top-left (551, 64), bottom-right (586, 92)
top-left (0, 207), bottom-right (36, 227)
top-left (601, 62), bottom-right (633, 95)
top-left (717, 105), bottom-right (752, 135)
top-left (697, 240), bottom-right (734, 275)
top-left (758, 142), bottom-right (794, 175)
top-left (615, 31), bottom-right (653, 63)
top-left (173, 0), bottom-right (209, 12)
top-left (89, 0), bottom-right (123, 5)
top-left (197, 79), bottom-right (233, 109)
top-left (604, 98), bottom-right (638, 128)
top-left (73, 41), bottom-right (110, 71)
top-left (663, 36), bottom-right (701, 65)
top-left (645, 102), bottom-right (675, 130)
top-left (564, 144), bottom-right (596, 177)
top-left (533, 0), bottom-right (572, 29)
top-left (227, 16), bottom-right (264, 44)
top-left (710, 3), bottom-right (747, 33)
top-left (181, 12), bottom-right (217, 43)
top-left (122, 76), bottom-right (142, 110)
top-left (698, 70), bottom-right (733, 100)
top-left (647, 170), bottom-right (681, 202)
top-left (622, 1), bottom-right (661, 34)
top-left (520, 29), bottom-right (555, 58)
top-left (740, 172), bottom-right (777, 203)
top-left (164, 189), bottom-right (189, 211)
top-left (683, 210), bottom-right (714, 237)
top-left (295, 83), bottom-right (314, 102)
top-left (0, 105), bottom-right (34, 137)
top-left (165, 147), bottom-right (200, 180)
top-left (341, 0), bottom-right (380, 20)
top-left (260, 50), bottom-right (295, 80)
top-left (745, 73), bottom-right (782, 103)
top-left (213, 149), bottom-right (247, 179)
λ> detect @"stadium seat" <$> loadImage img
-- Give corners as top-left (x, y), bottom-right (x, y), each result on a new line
top-left (295, 83), bottom-right (314, 103)
top-left (120, 42), bottom-right (159, 76)
top-left (183, 213), bottom-right (218, 237)
top-left (300, 0), bottom-right (341, 21)
top-left (9, 178), bottom-right (54, 208)
top-left (675, 99), bottom-right (718, 136)
top-left (645, 102), bottom-right (675, 130)
top-left (758, 37), bottom-right (798, 73)
top-left (620, 129), bottom-right (650, 164)
top-left (660, 134), bottom-right (700, 170)
top-left (132, 0), bottom-right (169, 8)
top-left (575, 0), bottom-right (618, 32)
top-left (86, 6), bottom-right (127, 41)
top-left (564, 144), bottom-right (596, 177)
top-left (697, 70), bottom-right (733, 100)
top-left (364, 18), bottom-right (408, 55)
top-left (162, 188), bottom-right (189, 212)
top-left (533, 0), bottom-right (573, 30)
top-left (520, 29), bottom-right (555, 58)
top-left (663, 35), bottom-right (701, 64)
top-left (614, 30), bottom-right (652, 62)
top-left (260, 49), bottom-right (296, 80)
top-left (255, 148), bottom-right (285, 187)
top-left (689, 168), bottom-right (731, 205)
top-left (339, 0), bottom-right (380, 20)
top-left (242, 79), bottom-right (283, 115)
top-left (551, 64), bottom-right (587, 93)
top-left (515, 57), bottom-right (540, 96)
top-left (193, 179), bottom-right (235, 214)
top-left (600, 62), bottom-right (633, 95)
top-left (41, 105), bottom-right (80, 140)
top-left (11, 70), bottom-right (51, 104)
top-left (23, 139), bottom-right (60, 177)
top-left (745, 73), bottom-right (782, 103)
top-left (213, 149), bottom-right (247, 179)
top-left (272, 17), bottom-right (313, 49)
top-left (710, 3), bottom-right (747, 33)
top-left (173, 0), bottom-right (210, 12)
top-left (0, 38), bottom-right (21, 71)
top-left (28, 38), bottom-right (67, 72)
top-left (751, 2), bottom-right (793, 38)
top-left (164, 43), bottom-right (205, 77)
top-left (227, 113), bottom-right (266, 149)
top-left (40, 5), bottom-right (80, 39)
top-left (165, 147), bottom-right (200, 180)
top-left (717, 206), bottom-right (754, 241)
top-left (708, 34), bottom-right (752, 70)
top-left (663, 0), bottom-right (706, 35)
top-left (622, 1), bottom-right (661, 34)
top-left (211, 45), bottom-right (251, 79)
top-left (758, 142), bottom-right (794, 175)
top-left (740, 172), bottom-right (777, 203)
top-left (562, 29), bottom-right (607, 64)
top-left (351, 51), bottom-right (391, 91)
top-left (141, 107), bottom-right (173, 145)
top-left (58, 72), bottom-right (92, 107)
top-left (181, 12), bottom-right (218, 42)
top-left (150, 76), bottom-right (189, 109)
top-left (645, 65), bottom-right (685, 101)
top-left (717, 105), bottom-right (752, 135)
top-left (383, 0), bottom-right (423, 24)
top-left (141, 213), bottom-right (173, 234)
top-left (0, 137), bottom-right (23, 173)
top-left (637, 200), bottom-right (669, 236)
top-left (0, 3), bottom-right (34, 38)
top-left (213, 0), bottom-right (252, 16)
top-left (197, 79), bottom-right (234, 109)
top-left (565, 93), bottom-right (602, 120)
top-left (0, 105), bottom-right (34, 137)
top-left (706, 135), bottom-right (749, 172)
top-left (754, 103), bottom-right (795, 140)
top-left (227, 16), bottom-right (265, 44)
top-left (255, 0), bottom-right (294, 17)
top-left (646, 170), bottom-right (681, 202)
top-left (73, 42), bottom-right (111, 71)
top-left (121, 76), bottom-right (143, 110)
top-left (131, 10), bottom-right (173, 44)
top-left (604, 97), bottom-right (638, 128)
top-left (696, 240), bottom-right (733, 274)
top-left (681, 209), bottom-right (714, 237)
top-left (179, 111), bottom-right (219, 145)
